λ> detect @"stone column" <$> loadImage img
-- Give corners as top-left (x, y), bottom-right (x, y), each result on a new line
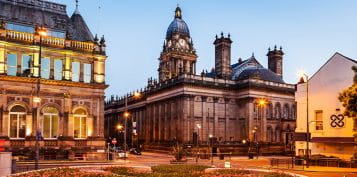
top-left (16, 52), bottom-right (22, 76)
top-left (79, 62), bottom-right (84, 82)
top-left (0, 47), bottom-right (5, 74)
top-left (63, 55), bottom-right (71, 81)
top-left (248, 101), bottom-right (255, 141)
top-left (201, 96), bottom-right (207, 142)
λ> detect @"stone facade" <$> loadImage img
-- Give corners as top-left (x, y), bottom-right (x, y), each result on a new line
top-left (105, 6), bottom-right (296, 153)
top-left (0, 0), bottom-right (107, 160)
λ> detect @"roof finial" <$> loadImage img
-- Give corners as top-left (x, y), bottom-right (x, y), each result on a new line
top-left (75, 0), bottom-right (80, 14)
top-left (175, 3), bottom-right (182, 19)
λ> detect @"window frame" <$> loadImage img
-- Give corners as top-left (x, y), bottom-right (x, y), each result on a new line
top-left (40, 57), bottom-right (50, 79)
top-left (315, 110), bottom-right (323, 131)
top-left (7, 53), bottom-right (17, 76)
top-left (8, 106), bottom-right (26, 139)
top-left (21, 54), bottom-right (32, 77)
top-left (42, 110), bottom-right (59, 139)
top-left (73, 109), bottom-right (87, 139)
top-left (54, 59), bottom-right (63, 80)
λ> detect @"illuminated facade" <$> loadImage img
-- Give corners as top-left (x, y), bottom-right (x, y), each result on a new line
top-left (0, 0), bottom-right (107, 160)
top-left (105, 6), bottom-right (295, 154)
top-left (295, 53), bottom-right (356, 160)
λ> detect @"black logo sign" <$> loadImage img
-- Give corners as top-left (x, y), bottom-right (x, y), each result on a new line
top-left (330, 114), bottom-right (345, 128)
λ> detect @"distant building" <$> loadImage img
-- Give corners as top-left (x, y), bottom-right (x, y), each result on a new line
top-left (105, 6), bottom-right (295, 153)
top-left (0, 0), bottom-right (107, 160)
top-left (295, 53), bottom-right (356, 160)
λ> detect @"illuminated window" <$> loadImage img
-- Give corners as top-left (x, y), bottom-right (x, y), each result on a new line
top-left (315, 110), bottom-right (323, 130)
top-left (41, 58), bottom-right (50, 79)
top-left (54, 59), bottom-right (63, 80)
top-left (83, 63), bottom-right (91, 83)
top-left (21, 55), bottom-right (31, 77)
top-left (71, 62), bottom-right (80, 82)
top-left (9, 105), bottom-right (26, 138)
top-left (42, 107), bottom-right (59, 139)
top-left (73, 109), bottom-right (87, 139)
top-left (7, 53), bottom-right (17, 76)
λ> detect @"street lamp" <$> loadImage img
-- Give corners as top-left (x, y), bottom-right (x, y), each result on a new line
top-left (34, 25), bottom-right (47, 170)
top-left (123, 91), bottom-right (141, 159)
top-left (209, 134), bottom-right (213, 164)
top-left (252, 126), bottom-right (258, 159)
top-left (298, 70), bottom-right (309, 168)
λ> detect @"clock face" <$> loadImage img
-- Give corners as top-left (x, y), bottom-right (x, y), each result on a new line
top-left (179, 39), bottom-right (186, 47)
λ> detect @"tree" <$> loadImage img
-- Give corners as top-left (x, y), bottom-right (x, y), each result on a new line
top-left (339, 66), bottom-right (357, 158)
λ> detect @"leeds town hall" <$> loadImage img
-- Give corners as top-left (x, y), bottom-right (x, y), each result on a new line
top-left (105, 6), bottom-right (296, 153)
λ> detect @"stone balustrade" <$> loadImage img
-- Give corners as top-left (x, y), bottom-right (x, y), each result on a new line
top-left (1, 29), bottom-right (103, 54)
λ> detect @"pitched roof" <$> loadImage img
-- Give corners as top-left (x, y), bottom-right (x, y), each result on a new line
top-left (69, 13), bottom-right (94, 41)
top-left (0, 0), bottom-right (94, 42)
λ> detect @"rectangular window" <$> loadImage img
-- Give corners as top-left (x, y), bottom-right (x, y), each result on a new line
top-left (54, 59), bottom-right (63, 80)
top-left (9, 114), bottom-right (26, 138)
top-left (74, 116), bottom-right (87, 139)
top-left (43, 114), bottom-right (59, 139)
top-left (315, 110), bottom-right (323, 130)
top-left (7, 53), bottom-right (17, 76)
top-left (83, 63), bottom-right (91, 83)
top-left (41, 58), bottom-right (50, 79)
top-left (21, 55), bottom-right (32, 77)
top-left (71, 62), bottom-right (80, 82)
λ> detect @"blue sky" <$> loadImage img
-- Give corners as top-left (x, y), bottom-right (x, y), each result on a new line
top-left (58, 0), bottom-right (357, 97)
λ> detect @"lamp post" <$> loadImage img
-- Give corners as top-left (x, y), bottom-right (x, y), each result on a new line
top-left (299, 72), bottom-right (309, 168)
top-left (252, 126), bottom-right (258, 159)
top-left (123, 92), bottom-right (141, 159)
top-left (209, 134), bottom-right (213, 164)
top-left (34, 26), bottom-right (47, 170)
top-left (256, 98), bottom-right (267, 159)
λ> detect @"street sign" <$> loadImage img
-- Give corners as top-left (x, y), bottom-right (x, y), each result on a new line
top-left (111, 138), bottom-right (117, 145)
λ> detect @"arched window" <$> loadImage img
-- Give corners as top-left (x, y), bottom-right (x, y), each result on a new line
top-left (42, 107), bottom-right (59, 139)
top-left (266, 103), bottom-right (273, 119)
top-left (283, 104), bottom-right (290, 119)
top-left (275, 103), bottom-right (281, 119)
top-left (73, 108), bottom-right (87, 139)
top-left (9, 105), bottom-right (26, 138)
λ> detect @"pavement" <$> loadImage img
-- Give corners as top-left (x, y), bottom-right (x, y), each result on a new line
top-left (15, 152), bottom-right (357, 177)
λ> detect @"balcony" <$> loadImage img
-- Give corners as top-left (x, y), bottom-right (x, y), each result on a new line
top-left (0, 29), bottom-right (103, 54)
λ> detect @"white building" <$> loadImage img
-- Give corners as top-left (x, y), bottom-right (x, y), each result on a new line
top-left (295, 52), bottom-right (356, 160)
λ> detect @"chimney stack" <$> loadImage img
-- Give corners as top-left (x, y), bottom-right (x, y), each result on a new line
top-left (267, 45), bottom-right (284, 79)
top-left (214, 32), bottom-right (233, 79)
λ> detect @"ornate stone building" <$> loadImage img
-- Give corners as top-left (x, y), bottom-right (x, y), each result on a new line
top-left (105, 6), bottom-right (295, 152)
top-left (0, 0), bottom-right (107, 160)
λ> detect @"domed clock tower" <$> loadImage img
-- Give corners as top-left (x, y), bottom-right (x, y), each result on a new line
top-left (158, 6), bottom-right (198, 82)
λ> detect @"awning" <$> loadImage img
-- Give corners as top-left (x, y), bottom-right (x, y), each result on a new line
top-left (310, 137), bottom-right (355, 144)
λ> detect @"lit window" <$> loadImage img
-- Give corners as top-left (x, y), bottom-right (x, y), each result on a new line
top-left (54, 59), bottom-right (63, 80)
top-left (7, 53), bottom-right (17, 76)
top-left (73, 109), bottom-right (87, 139)
top-left (42, 107), bottom-right (59, 139)
top-left (41, 58), bottom-right (50, 79)
top-left (83, 63), bottom-right (91, 83)
top-left (71, 62), bottom-right (80, 82)
top-left (21, 55), bottom-right (31, 77)
top-left (9, 105), bottom-right (26, 138)
top-left (315, 110), bottom-right (323, 130)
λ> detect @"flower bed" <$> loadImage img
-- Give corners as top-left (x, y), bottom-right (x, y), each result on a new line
top-left (12, 165), bottom-right (295, 177)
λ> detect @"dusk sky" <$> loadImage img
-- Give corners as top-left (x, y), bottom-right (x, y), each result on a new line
top-left (58, 0), bottom-right (357, 97)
